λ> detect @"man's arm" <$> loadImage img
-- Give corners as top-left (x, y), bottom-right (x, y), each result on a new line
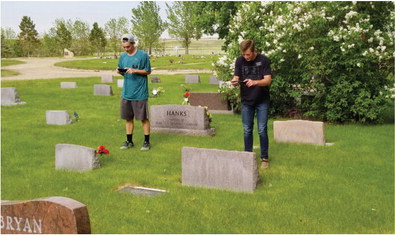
top-left (244, 75), bottom-right (272, 87)
top-left (127, 69), bottom-right (151, 75)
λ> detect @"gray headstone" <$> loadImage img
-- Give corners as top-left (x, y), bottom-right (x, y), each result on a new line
top-left (189, 92), bottom-right (231, 113)
top-left (46, 110), bottom-right (72, 125)
top-left (150, 105), bottom-right (215, 136)
top-left (101, 74), bottom-right (113, 83)
top-left (273, 120), bottom-right (326, 145)
top-left (185, 75), bottom-right (200, 83)
top-left (117, 79), bottom-right (124, 88)
top-left (60, 82), bottom-right (77, 89)
top-left (55, 144), bottom-right (100, 172)
top-left (150, 76), bottom-right (161, 83)
top-left (209, 76), bottom-right (219, 84)
top-left (182, 147), bottom-right (258, 193)
top-left (94, 84), bottom-right (113, 96)
top-left (1, 87), bottom-right (25, 106)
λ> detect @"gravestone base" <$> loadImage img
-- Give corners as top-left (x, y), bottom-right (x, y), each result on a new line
top-left (151, 127), bottom-right (215, 136)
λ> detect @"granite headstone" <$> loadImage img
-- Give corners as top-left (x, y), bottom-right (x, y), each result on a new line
top-left (60, 82), bottom-right (77, 89)
top-left (273, 120), bottom-right (326, 145)
top-left (189, 92), bottom-right (231, 113)
top-left (185, 75), bottom-right (200, 83)
top-left (1, 87), bottom-right (26, 106)
top-left (46, 110), bottom-right (72, 125)
top-left (55, 144), bottom-right (100, 172)
top-left (101, 74), bottom-right (113, 83)
top-left (94, 84), bottom-right (113, 96)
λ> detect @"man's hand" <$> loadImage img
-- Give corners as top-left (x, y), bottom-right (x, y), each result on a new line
top-left (244, 79), bottom-right (258, 87)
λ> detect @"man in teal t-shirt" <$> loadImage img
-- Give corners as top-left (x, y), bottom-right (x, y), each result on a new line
top-left (117, 34), bottom-right (152, 151)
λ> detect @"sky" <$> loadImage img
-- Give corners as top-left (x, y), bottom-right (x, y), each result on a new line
top-left (0, 0), bottom-right (173, 38)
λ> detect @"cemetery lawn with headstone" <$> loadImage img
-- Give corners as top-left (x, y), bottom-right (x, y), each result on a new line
top-left (1, 74), bottom-right (394, 234)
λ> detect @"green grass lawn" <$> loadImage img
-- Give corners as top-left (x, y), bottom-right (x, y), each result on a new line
top-left (54, 54), bottom-right (218, 71)
top-left (1, 75), bottom-right (394, 234)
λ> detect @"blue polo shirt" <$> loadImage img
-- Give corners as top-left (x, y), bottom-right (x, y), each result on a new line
top-left (118, 50), bottom-right (151, 101)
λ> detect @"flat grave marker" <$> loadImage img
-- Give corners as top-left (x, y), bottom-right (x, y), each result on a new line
top-left (273, 120), bottom-right (326, 145)
top-left (55, 144), bottom-right (100, 172)
top-left (182, 147), bottom-right (258, 193)
top-left (185, 75), bottom-right (200, 83)
top-left (60, 82), bottom-right (77, 89)
top-left (150, 105), bottom-right (215, 136)
top-left (1, 196), bottom-right (91, 234)
top-left (94, 84), bottom-right (113, 96)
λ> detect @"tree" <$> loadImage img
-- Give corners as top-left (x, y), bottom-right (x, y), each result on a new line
top-left (55, 20), bottom-right (72, 55)
top-left (68, 19), bottom-right (91, 56)
top-left (89, 22), bottom-right (107, 57)
top-left (17, 16), bottom-right (40, 57)
top-left (166, 1), bottom-right (202, 55)
top-left (105, 17), bottom-right (129, 55)
top-left (131, 1), bottom-right (165, 55)
top-left (1, 27), bottom-right (16, 57)
top-left (214, 1), bottom-right (394, 123)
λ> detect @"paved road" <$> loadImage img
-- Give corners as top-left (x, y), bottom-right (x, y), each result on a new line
top-left (2, 57), bottom-right (212, 81)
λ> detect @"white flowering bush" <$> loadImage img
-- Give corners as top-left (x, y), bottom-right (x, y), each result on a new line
top-left (214, 1), bottom-right (394, 123)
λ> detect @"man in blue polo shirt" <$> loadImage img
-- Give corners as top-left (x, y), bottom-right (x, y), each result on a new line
top-left (117, 34), bottom-right (151, 151)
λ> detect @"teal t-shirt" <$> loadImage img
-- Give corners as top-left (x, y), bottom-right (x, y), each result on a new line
top-left (118, 50), bottom-right (151, 101)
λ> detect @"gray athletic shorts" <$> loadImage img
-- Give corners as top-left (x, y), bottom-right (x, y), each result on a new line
top-left (120, 99), bottom-right (149, 121)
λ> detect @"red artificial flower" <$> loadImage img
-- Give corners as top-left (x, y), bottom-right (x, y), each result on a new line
top-left (97, 145), bottom-right (110, 155)
top-left (184, 92), bottom-right (190, 98)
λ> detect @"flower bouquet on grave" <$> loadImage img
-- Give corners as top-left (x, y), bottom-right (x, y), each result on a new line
top-left (95, 145), bottom-right (110, 167)
top-left (152, 87), bottom-right (165, 97)
top-left (199, 105), bottom-right (213, 123)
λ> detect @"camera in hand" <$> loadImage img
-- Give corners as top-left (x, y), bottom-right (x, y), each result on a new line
top-left (118, 68), bottom-right (127, 73)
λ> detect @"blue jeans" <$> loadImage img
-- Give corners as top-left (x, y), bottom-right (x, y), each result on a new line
top-left (242, 101), bottom-right (269, 159)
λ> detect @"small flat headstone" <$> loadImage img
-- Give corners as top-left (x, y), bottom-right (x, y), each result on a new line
top-left (117, 79), bottom-right (124, 88)
top-left (150, 76), bottom-right (161, 83)
top-left (117, 185), bottom-right (167, 197)
top-left (185, 75), bottom-right (200, 83)
top-left (94, 84), bottom-right (113, 96)
top-left (273, 120), bottom-right (326, 145)
top-left (1, 87), bottom-right (26, 106)
top-left (101, 74), bottom-right (113, 83)
top-left (60, 82), bottom-right (77, 88)
top-left (189, 92), bottom-right (231, 113)
top-left (46, 110), bottom-right (72, 125)
top-left (209, 76), bottom-right (219, 84)
top-left (150, 105), bottom-right (215, 136)
top-left (182, 147), bottom-right (258, 193)
top-left (1, 196), bottom-right (91, 234)
top-left (55, 144), bottom-right (100, 172)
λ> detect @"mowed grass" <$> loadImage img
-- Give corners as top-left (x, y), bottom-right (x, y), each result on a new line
top-left (1, 59), bottom-right (25, 77)
top-left (54, 54), bottom-right (218, 71)
top-left (1, 75), bottom-right (394, 234)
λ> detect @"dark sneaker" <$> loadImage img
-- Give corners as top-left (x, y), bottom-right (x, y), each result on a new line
top-left (120, 141), bottom-right (134, 150)
top-left (140, 141), bottom-right (150, 151)
top-left (261, 158), bottom-right (269, 169)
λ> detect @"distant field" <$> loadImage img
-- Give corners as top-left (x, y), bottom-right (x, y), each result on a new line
top-left (156, 38), bottom-right (225, 55)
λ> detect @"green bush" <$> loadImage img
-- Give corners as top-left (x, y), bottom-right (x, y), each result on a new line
top-left (214, 1), bottom-right (394, 123)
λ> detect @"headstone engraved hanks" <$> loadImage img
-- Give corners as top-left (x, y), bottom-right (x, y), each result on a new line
top-left (182, 147), bottom-right (258, 193)
top-left (189, 92), bottom-right (231, 113)
top-left (55, 144), bottom-right (100, 172)
top-left (46, 110), bottom-right (72, 125)
top-left (1, 196), bottom-right (91, 234)
top-left (1, 87), bottom-right (26, 106)
top-left (273, 120), bottom-right (326, 145)
top-left (150, 105), bottom-right (215, 136)
top-left (94, 84), bottom-right (113, 96)
top-left (185, 75), bottom-right (200, 83)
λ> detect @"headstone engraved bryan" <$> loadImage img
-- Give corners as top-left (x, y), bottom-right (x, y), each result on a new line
top-left (55, 144), bottom-right (100, 172)
top-left (150, 76), bottom-right (161, 83)
top-left (273, 120), bottom-right (326, 145)
top-left (185, 75), bottom-right (200, 83)
top-left (182, 147), bottom-right (258, 193)
top-left (209, 76), bottom-right (219, 84)
top-left (1, 196), bottom-right (91, 234)
top-left (60, 82), bottom-right (77, 89)
top-left (150, 105), bottom-right (215, 136)
top-left (1, 87), bottom-right (26, 106)
top-left (189, 92), bottom-right (231, 113)
top-left (94, 84), bottom-right (113, 96)
top-left (101, 74), bottom-right (113, 83)
top-left (46, 110), bottom-right (72, 125)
